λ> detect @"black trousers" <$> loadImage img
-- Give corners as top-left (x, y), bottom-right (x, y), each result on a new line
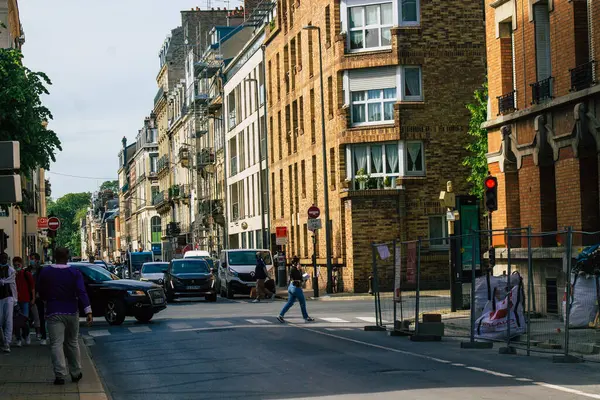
top-left (36, 299), bottom-right (46, 339)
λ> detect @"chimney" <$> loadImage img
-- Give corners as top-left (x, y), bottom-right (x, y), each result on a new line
top-left (122, 137), bottom-right (127, 168)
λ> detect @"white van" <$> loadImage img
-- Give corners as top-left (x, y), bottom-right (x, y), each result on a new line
top-left (217, 249), bottom-right (273, 299)
top-left (183, 250), bottom-right (214, 269)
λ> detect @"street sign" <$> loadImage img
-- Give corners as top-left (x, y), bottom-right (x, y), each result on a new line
top-left (307, 218), bottom-right (322, 232)
top-left (276, 226), bottom-right (288, 245)
top-left (307, 205), bottom-right (320, 219)
top-left (37, 217), bottom-right (49, 229)
top-left (48, 217), bottom-right (61, 231)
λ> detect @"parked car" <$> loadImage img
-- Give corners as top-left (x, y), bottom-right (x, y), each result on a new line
top-left (217, 249), bottom-right (274, 299)
top-left (163, 258), bottom-right (217, 302)
top-left (140, 262), bottom-right (169, 285)
top-left (69, 262), bottom-right (167, 325)
top-left (183, 250), bottom-right (215, 269)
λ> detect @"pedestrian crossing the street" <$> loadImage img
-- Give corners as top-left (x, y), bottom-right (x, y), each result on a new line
top-left (82, 315), bottom-right (377, 339)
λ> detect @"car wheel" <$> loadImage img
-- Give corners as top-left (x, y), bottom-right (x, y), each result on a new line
top-left (135, 310), bottom-right (154, 323)
top-left (205, 293), bottom-right (217, 302)
top-left (104, 299), bottom-right (126, 326)
top-left (226, 282), bottom-right (234, 299)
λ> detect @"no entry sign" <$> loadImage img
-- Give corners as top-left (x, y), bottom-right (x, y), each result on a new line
top-left (48, 217), bottom-right (61, 231)
top-left (307, 205), bottom-right (320, 219)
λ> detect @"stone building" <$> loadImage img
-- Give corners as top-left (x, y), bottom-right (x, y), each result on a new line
top-left (483, 0), bottom-right (600, 313)
top-left (264, 0), bottom-right (486, 292)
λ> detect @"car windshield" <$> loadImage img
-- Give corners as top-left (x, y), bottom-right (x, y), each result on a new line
top-left (171, 260), bottom-right (210, 274)
top-left (228, 251), bottom-right (272, 266)
top-left (142, 263), bottom-right (167, 274)
top-left (185, 256), bottom-right (214, 268)
top-left (79, 265), bottom-right (119, 282)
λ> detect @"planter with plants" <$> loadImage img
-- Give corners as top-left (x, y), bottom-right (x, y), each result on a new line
top-left (355, 168), bottom-right (368, 190)
top-left (383, 176), bottom-right (392, 189)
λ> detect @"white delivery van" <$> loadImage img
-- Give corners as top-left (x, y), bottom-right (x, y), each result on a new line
top-left (217, 249), bottom-right (273, 299)
top-left (183, 250), bottom-right (214, 269)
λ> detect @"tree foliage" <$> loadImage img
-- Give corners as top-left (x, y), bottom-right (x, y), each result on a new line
top-left (47, 193), bottom-right (91, 256)
top-left (0, 48), bottom-right (62, 174)
top-left (463, 82), bottom-right (488, 199)
top-left (99, 180), bottom-right (119, 195)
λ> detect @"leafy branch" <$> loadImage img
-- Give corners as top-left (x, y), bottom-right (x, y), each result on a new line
top-left (462, 82), bottom-right (488, 199)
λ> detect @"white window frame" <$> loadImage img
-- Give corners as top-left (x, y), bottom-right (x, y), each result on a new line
top-left (399, 0), bottom-right (420, 26)
top-left (350, 87), bottom-right (397, 126)
top-left (405, 141), bottom-right (425, 175)
top-left (428, 215), bottom-right (449, 250)
top-left (347, 2), bottom-right (395, 52)
top-left (348, 141), bottom-right (402, 178)
top-left (401, 66), bottom-right (423, 101)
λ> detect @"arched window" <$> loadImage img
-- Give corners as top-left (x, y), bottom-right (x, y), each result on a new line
top-left (151, 216), bottom-right (162, 243)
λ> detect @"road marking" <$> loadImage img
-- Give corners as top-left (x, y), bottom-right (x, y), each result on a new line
top-left (167, 322), bottom-right (192, 330)
top-left (325, 328), bottom-right (354, 331)
top-left (295, 326), bottom-right (600, 400)
top-left (88, 330), bottom-right (111, 337)
top-left (356, 317), bottom-right (390, 324)
top-left (451, 363), bottom-right (466, 367)
top-left (128, 326), bottom-right (152, 333)
top-left (320, 317), bottom-right (350, 323)
top-left (246, 319), bottom-right (272, 324)
top-left (206, 320), bottom-right (233, 327)
top-left (515, 378), bottom-right (533, 382)
top-left (285, 318), bottom-right (307, 324)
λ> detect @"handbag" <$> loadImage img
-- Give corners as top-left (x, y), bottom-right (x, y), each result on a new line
top-left (13, 304), bottom-right (28, 331)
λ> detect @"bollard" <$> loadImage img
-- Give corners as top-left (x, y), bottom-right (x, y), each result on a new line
top-left (368, 275), bottom-right (374, 295)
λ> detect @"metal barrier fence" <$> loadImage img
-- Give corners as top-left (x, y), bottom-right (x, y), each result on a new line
top-left (370, 228), bottom-right (600, 362)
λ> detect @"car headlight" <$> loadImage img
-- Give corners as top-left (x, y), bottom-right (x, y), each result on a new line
top-left (127, 290), bottom-right (146, 296)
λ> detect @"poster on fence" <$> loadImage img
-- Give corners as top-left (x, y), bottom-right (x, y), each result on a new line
top-left (406, 242), bottom-right (417, 285)
top-left (394, 244), bottom-right (401, 301)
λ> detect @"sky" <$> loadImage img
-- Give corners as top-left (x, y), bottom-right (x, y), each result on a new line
top-left (18, 0), bottom-right (243, 199)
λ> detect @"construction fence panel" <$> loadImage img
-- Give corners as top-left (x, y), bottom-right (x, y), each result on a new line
top-left (371, 241), bottom-right (397, 329)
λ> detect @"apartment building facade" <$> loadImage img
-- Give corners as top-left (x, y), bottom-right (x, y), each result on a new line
top-left (117, 139), bottom-right (136, 255)
top-left (485, 0), bottom-right (600, 241)
top-left (265, 0), bottom-right (486, 291)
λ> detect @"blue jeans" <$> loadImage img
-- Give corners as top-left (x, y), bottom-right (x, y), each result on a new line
top-left (280, 283), bottom-right (309, 319)
top-left (16, 301), bottom-right (30, 340)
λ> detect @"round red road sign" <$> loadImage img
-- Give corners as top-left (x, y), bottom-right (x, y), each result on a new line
top-left (48, 217), bottom-right (61, 231)
top-left (307, 205), bottom-right (320, 219)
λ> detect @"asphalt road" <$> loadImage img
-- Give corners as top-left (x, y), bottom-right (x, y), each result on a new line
top-left (83, 296), bottom-right (600, 400)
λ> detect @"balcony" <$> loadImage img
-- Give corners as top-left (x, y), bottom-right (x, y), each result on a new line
top-left (121, 182), bottom-right (130, 194)
top-left (570, 61), bottom-right (596, 92)
top-left (194, 119), bottom-right (209, 138)
top-left (165, 221), bottom-right (181, 237)
top-left (196, 149), bottom-right (216, 171)
top-left (157, 155), bottom-right (170, 175)
top-left (530, 77), bottom-right (553, 104)
top-left (497, 91), bottom-right (516, 115)
top-left (152, 191), bottom-right (168, 207)
top-left (148, 171), bottom-right (158, 181)
top-left (179, 147), bottom-right (191, 167)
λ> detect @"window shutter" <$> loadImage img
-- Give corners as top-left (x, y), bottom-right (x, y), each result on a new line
top-left (534, 4), bottom-right (551, 80)
top-left (348, 67), bottom-right (397, 91)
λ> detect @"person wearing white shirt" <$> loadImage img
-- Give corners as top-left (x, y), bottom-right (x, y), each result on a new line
top-left (0, 252), bottom-right (17, 353)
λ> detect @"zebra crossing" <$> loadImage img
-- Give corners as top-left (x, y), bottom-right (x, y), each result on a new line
top-left (83, 315), bottom-right (376, 338)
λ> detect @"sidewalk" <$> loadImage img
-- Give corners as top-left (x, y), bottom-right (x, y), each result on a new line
top-left (0, 337), bottom-right (109, 400)
top-left (275, 287), bottom-right (449, 301)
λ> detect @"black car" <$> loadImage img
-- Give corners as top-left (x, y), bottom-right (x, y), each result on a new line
top-left (69, 263), bottom-right (167, 325)
top-left (164, 258), bottom-right (217, 302)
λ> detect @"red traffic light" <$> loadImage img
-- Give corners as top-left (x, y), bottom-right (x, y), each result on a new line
top-left (484, 177), bottom-right (497, 189)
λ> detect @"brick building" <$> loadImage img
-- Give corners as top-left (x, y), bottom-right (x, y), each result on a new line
top-left (264, 0), bottom-right (486, 292)
top-left (485, 0), bottom-right (600, 242)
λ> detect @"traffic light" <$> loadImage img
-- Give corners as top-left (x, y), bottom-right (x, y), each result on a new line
top-left (484, 176), bottom-right (498, 212)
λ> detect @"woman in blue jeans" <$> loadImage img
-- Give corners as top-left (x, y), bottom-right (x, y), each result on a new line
top-left (277, 264), bottom-right (314, 323)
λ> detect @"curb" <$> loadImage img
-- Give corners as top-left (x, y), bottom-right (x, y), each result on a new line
top-left (79, 337), bottom-right (111, 400)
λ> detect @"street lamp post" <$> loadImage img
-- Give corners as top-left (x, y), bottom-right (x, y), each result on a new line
top-left (244, 77), bottom-right (268, 250)
top-left (303, 25), bottom-right (333, 293)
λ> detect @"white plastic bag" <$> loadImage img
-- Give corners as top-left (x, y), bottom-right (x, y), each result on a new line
top-left (475, 283), bottom-right (526, 340)
top-left (564, 274), bottom-right (599, 328)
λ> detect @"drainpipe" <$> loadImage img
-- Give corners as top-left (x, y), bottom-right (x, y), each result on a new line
top-left (221, 69), bottom-right (229, 250)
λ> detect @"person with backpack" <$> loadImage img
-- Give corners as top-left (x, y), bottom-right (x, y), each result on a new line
top-left (13, 257), bottom-right (34, 347)
top-left (253, 252), bottom-right (274, 303)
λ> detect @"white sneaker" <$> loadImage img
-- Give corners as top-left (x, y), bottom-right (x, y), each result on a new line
top-left (252, 299), bottom-right (260, 303)
top-left (15, 340), bottom-right (22, 348)
top-left (3, 345), bottom-right (10, 353)
top-left (40, 339), bottom-right (47, 346)
top-left (36, 334), bottom-right (41, 340)
top-left (25, 336), bottom-right (30, 345)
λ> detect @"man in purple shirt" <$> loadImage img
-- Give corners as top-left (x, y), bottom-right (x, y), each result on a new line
top-left (39, 248), bottom-right (93, 385)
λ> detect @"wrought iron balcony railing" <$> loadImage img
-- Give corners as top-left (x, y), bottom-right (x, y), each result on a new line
top-left (497, 90), bottom-right (516, 115)
top-left (530, 76), bottom-right (553, 105)
top-left (570, 60), bottom-right (596, 92)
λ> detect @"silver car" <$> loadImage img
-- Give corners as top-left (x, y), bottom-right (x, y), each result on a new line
top-left (139, 262), bottom-right (169, 285)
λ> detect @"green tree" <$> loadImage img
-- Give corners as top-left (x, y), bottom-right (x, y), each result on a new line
top-left (0, 48), bottom-right (62, 174)
top-left (99, 180), bottom-right (119, 195)
top-left (463, 82), bottom-right (488, 199)
top-left (47, 193), bottom-right (91, 256)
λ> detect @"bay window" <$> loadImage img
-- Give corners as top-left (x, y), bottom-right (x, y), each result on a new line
top-left (351, 88), bottom-right (396, 124)
top-left (348, 3), bottom-right (394, 51)
top-left (347, 141), bottom-right (424, 188)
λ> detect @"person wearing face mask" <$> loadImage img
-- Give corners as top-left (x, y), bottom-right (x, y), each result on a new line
top-left (0, 252), bottom-right (17, 352)
top-left (13, 257), bottom-right (35, 347)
